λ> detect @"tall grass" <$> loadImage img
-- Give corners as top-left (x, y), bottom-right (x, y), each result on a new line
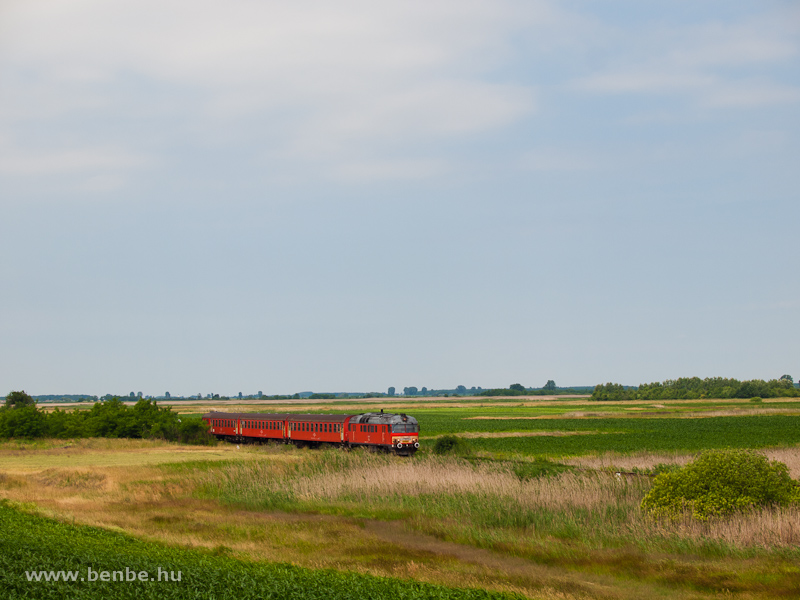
top-left (201, 451), bottom-right (800, 556)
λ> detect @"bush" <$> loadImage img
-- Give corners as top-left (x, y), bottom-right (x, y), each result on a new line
top-left (432, 435), bottom-right (473, 456)
top-left (750, 397), bottom-right (763, 403)
top-left (641, 449), bottom-right (797, 520)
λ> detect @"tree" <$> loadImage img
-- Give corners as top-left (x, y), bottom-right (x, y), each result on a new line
top-left (5, 391), bottom-right (35, 409)
top-left (509, 383), bottom-right (525, 392)
top-left (543, 380), bottom-right (556, 391)
top-left (456, 385), bottom-right (467, 394)
top-left (387, 387), bottom-right (395, 396)
top-left (780, 374), bottom-right (794, 383)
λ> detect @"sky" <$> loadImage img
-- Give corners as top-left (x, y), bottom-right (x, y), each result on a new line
top-left (1, 0), bottom-right (798, 397)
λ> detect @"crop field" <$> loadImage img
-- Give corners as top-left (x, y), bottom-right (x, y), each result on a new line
top-left (416, 412), bottom-right (800, 456)
top-left (0, 502), bottom-right (517, 600)
top-left (2, 396), bottom-right (800, 599)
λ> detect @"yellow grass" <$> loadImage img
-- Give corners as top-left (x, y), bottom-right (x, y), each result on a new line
top-left (564, 446), bottom-right (800, 478)
top-left (0, 437), bottom-right (270, 473)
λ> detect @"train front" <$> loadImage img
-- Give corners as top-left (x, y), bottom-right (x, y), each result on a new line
top-left (389, 413), bottom-right (420, 455)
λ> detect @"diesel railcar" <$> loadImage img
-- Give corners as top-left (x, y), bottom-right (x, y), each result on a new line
top-left (202, 410), bottom-right (419, 455)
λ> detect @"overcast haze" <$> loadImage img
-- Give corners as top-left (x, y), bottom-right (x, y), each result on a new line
top-left (1, 1), bottom-right (798, 396)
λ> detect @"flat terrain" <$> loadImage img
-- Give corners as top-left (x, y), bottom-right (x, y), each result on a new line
top-left (3, 397), bottom-right (800, 599)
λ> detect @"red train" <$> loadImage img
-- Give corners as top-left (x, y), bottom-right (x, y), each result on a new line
top-left (202, 410), bottom-right (420, 456)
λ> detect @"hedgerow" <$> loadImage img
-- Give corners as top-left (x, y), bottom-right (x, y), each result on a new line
top-left (0, 392), bottom-right (212, 445)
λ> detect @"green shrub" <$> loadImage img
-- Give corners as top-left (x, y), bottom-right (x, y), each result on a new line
top-left (750, 397), bottom-right (763, 403)
top-left (641, 449), bottom-right (796, 520)
top-left (432, 435), bottom-right (473, 456)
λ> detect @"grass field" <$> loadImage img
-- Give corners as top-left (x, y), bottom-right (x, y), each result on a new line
top-left (2, 396), bottom-right (800, 599)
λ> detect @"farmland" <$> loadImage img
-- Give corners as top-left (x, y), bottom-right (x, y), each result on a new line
top-left (2, 396), bottom-right (800, 599)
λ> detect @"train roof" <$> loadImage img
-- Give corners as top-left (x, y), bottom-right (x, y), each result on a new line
top-left (202, 411), bottom-right (416, 424)
top-left (202, 411), bottom-right (352, 423)
top-left (352, 412), bottom-right (418, 425)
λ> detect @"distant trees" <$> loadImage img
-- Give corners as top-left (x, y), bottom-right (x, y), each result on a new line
top-left (0, 394), bottom-right (213, 444)
top-left (5, 391), bottom-right (35, 409)
top-left (456, 385), bottom-right (467, 394)
top-left (591, 377), bottom-right (799, 401)
top-left (509, 383), bottom-right (525, 392)
top-left (403, 387), bottom-right (419, 396)
top-left (590, 383), bottom-right (635, 401)
top-left (543, 380), bottom-right (556, 392)
top-left (387, 387), bottom-right (395, 396)
top-left (780, 374), bottom-right (794, 384)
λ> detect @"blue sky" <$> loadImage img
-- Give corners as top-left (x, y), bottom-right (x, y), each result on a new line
top-left (1, 0), bottom-right (798, 396)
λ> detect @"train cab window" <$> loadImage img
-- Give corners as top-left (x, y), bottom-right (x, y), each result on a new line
top-left (392, 423), bottom-right (419, 433)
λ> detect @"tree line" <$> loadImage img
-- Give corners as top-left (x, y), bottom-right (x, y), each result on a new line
top-left (0, 391), bottom-right (212, 443)
top-left (591, 376), bottom-right (798, 401)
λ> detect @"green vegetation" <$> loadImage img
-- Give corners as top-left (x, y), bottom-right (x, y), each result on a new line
top-left (415, 412), bottom-right (800, 457)
top-left (432, 435), bottom-right (473, 456)
top-left (0, 393), bottom-right (212, 445)
top-left (641, 449), bottom-right (800, 519)
top-left (0, 502), bottom-right (517, 600)
top-left (592, 377), bottom-right (798, 401)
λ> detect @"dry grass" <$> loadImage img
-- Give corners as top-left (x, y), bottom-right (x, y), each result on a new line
top-left (654, 507), bottom-right (800, 548)
top-left (564, 446), bottom-right (800, 478)
top-left (283, 456), bottom-right (644, 511)
top-left (208, 452), bottom-right (800, 553)
top-left (0, 437), bottom-right (274, 473)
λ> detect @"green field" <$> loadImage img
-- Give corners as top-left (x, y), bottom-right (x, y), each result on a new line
top-left (416, 413), bottom-right (800, 456)
top-left (0, 501), bottom-right (518, 600)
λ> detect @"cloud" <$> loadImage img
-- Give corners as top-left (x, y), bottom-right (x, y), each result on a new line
top-left (572, 6), bottom-right (800, 109)
top-left (330, 157), bottom-right (447, 183)
top-left (0, 139), bottom-right (147, 176)
top-left (0, 0), bottom-right (548, 182)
